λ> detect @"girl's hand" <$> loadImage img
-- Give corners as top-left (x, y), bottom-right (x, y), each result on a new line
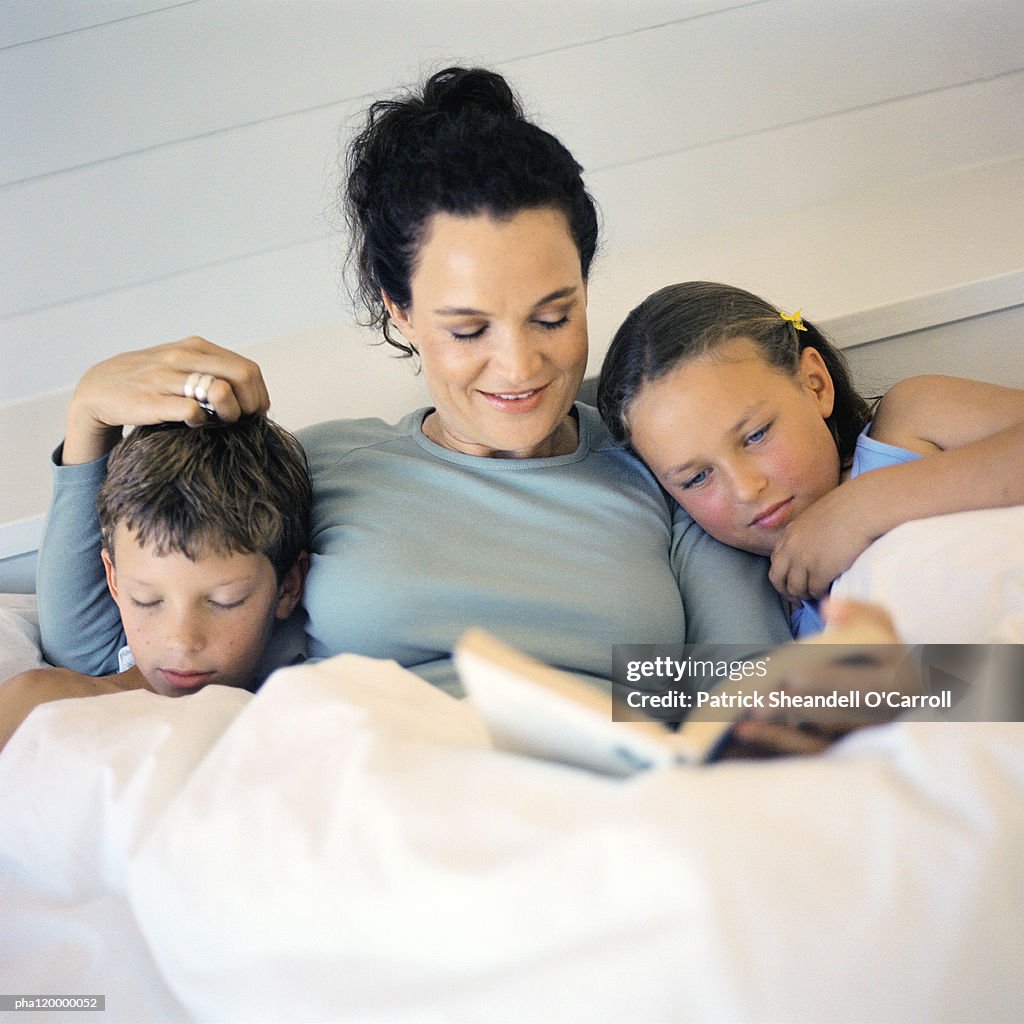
top-left (769, 481), bottom-right (877, 600)
top-left (63, 337), bottom-right (270, 464)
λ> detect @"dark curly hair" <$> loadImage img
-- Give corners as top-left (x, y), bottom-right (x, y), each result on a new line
top-left (598, 281), bottom-right (874, 467)
top-left (344, 66), bottom-right (600, 357)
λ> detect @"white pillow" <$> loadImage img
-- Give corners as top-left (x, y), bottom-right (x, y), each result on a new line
top-left (832, 506), bottom-right (1024, 644)
top-left (0, 593), bottom-right (45, 682)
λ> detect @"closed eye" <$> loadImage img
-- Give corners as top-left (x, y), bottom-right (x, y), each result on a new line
top-left (535, 315), bottom-right (569, 331)
top-left (130, 597), bottom-right (161, 609)
top-left (210, 597), bottom-right (247, 610)
top-left (450, 326), bottom-right (487, 341)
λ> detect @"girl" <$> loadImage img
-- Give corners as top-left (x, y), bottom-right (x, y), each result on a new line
top-left (597, 281), bottom-right (1024, 636)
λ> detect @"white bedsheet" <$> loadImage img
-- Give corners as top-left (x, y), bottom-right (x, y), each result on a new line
top-left (1, 652), bottom-right (1022, 1024)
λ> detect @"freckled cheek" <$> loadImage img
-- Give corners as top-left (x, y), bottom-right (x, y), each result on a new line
top-left (221, 615), bottom-right (270, 666)
top-left (121, 613), bottom-right (152, 656)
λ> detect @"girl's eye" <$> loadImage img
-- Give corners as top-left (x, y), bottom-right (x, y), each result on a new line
top-left (211, 598), bottom-right (246, 610)
top-left (681, 468), bottom-right (710, 490)
top-left (130, 597), bottom-right (161, 609)
top-left (746, 424), bottom-right (770, 445)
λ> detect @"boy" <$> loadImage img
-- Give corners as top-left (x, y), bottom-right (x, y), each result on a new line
top-left (0, 415), bottom-right (311, 750)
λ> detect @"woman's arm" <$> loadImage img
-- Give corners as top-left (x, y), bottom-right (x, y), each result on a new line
top-left (771, 375), bottom-right (1024, 600)
top-left (37, 451), bottom-right (125, 673)
top-left (62, 336), bottom-right (270, 465)
top-left (671, 507), bottom-right (792, 649)
top-left (38, 337), bottom-right (271, 669)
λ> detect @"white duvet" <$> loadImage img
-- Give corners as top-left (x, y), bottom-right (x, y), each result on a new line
top-left (2, 507), bottom-right (1023, 1023)
top-left (1, 651), bottom-right (1022, 1024)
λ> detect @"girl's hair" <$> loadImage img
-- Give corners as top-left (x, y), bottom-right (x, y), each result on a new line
top-left (344, 66), bottom-right (600, 357)
top-left (598, 281), bottom-right (873, 465)
top-left (97, 415), bottom-right (312, 581)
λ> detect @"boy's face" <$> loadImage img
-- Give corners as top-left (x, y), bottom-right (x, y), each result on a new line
top-left (102, 525), bottom-right (304, 697)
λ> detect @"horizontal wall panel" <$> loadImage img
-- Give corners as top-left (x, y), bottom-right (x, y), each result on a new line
top-left (1, 102), bottom-right (351, 317)
top-left (595, 72), bottom-right (1024, 253)
top-left (1, 235), bottom-right (347, 403)
top-left (6, 155), bottom-right (1021, 407)
top-left (585, 158), bottom-right (1024, 369)
top-left (0, 0), bottom-right (183, 49)
top-left (7, 28), bottom-right (1024, 320)
top-left (5, 63), bottom-right (1021, 327)
top-left (5, 76), bottom-right (1023, 402)
top-left (514, 0), bottom-right (1024, 176)
top-left (2, 0), bottom-right (723, 184)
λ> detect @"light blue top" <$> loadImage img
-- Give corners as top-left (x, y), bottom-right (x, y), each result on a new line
top-left (38, 404), bottom-right (791, 695)
top-left (849, 428), bottom-right (923, 476)
top-left (790, 424), bottom-right (921, 638)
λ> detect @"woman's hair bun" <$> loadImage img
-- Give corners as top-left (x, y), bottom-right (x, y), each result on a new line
top-left (421, 66), bottom-right (522, 120)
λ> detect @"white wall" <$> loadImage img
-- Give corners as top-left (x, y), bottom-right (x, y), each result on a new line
top-left (3, 0), bottom-right (1023, 578)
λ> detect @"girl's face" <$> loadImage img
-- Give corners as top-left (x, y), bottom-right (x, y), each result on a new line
top-left (627, 338), bottom-right (840, 556)
top-left (383, 207), bottom-right (588, 459)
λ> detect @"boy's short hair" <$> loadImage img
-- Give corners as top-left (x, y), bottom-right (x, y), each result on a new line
top-left (98, 415), bottom-right (311, 579)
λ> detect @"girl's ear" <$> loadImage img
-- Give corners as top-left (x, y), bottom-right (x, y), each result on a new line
top-left (275, 551), bottom-right (308, 620)
top-left (101, 548), bottom-right (122, 608)
top-left (799, 347), bottom-right (835, 419)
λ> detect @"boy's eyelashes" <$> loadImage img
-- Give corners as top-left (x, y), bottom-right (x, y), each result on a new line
top-left (128, 595), bottom-right (249, 610)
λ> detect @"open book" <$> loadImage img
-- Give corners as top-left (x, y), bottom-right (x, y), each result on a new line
top-left (455, 624), bottom-right (906, 776)
top-left (453, 628), bottom-right (741, 776)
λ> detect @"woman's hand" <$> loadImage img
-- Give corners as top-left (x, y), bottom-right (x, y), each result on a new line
top-left (769, 479), bottom-right (879, 600)
top-left (62, 337), bottom-right (270, 464)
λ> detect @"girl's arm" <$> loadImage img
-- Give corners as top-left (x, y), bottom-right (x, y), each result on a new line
top-left (868, 373), bottom-right (1024, 458)
top-left (770, 375), bottom-right (1024, 600)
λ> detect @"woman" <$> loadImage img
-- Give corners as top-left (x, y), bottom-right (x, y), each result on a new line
top-left (38, 68), bottom-right (791, 696)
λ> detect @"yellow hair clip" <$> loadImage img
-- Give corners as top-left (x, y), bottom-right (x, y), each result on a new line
top-left (780, 308), bottom-right (808, 332)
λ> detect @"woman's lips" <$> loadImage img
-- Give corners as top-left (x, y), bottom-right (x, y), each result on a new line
top-left (479, 384), bottom-right (548, 414)
top-left (750, 498), bottom-right (794, 531)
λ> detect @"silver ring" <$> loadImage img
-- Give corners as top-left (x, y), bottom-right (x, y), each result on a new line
top-left (183, 371), bottom-right (202, 400)
top-left (193, 373), bottom-right (216, 406)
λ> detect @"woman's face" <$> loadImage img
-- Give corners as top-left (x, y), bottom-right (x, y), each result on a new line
top-left (385, 207), bottom-right (588, 458)
top-left (627, 338), bottom-right (840, 556)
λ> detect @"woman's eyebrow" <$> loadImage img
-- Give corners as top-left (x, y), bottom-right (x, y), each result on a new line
top-left (433, 286), bottom-right (579, 317)
top-left (532, 286), bottom-right (579, 309)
